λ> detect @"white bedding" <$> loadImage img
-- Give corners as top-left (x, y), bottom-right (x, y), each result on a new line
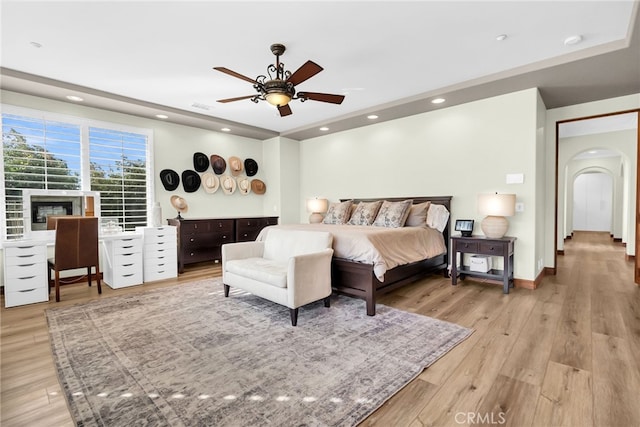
top-left (256, 223), bottom-right (446, 281)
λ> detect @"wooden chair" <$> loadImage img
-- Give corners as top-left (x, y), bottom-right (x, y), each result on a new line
top-left (47, 217), bottom-right (102, 302)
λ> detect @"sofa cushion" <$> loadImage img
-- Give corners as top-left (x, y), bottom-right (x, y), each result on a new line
top-left (263, 229), bottom-right (333, 262)
top-left (225, 258), bottom-right (288, 288)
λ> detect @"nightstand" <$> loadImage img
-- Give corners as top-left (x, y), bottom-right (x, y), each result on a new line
top-left (451, 235), bottom-right (516, 293)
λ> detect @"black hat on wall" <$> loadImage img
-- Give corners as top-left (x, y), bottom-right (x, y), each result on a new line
top-left (244, 158), bottom-right (259, 177)
top-left (181, 170), bottom-right (201, 192)
top-left (160, 169), bottom-right (180, 191)
top-left (193, 152), bottom-right (210, 172)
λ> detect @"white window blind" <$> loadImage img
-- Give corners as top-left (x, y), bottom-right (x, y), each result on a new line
top-left (1, 108), bottom-right (151, 239)
top-left (89, 127), bottom-right (148, 231)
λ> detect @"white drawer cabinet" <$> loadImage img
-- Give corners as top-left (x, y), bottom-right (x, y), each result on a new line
top-left (136, 226), bottom-right (178, 282)
top-left (3, 240), bottom-right (49, 308)
top-left (101, 234), bottom-right (143, 289)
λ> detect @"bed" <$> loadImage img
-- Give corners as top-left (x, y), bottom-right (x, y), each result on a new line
top-left (257, 196), bottom-right (452, 315)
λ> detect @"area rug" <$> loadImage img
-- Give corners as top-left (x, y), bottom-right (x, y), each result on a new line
top-left (46, 279), bottom-right (472, 427)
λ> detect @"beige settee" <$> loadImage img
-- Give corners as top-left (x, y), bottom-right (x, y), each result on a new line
top-left (221, 228), bottom-right (334, 326)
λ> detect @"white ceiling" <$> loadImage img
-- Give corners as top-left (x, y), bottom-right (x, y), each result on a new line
top-left (1, 1), bottom-right (639, 140)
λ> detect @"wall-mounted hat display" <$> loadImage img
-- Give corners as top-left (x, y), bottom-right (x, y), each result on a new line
top-left (244, 158), bottom-right (259, 177)
top-left (159, 169), bottom-right (180, 191)
top-left (193, 152), bottom-right (210, 172)
top-left (221, 175), bottom-right (237, 195)
top-left (228, 156), bottom-right (243, 176)
top-left (202, 172), bottom-right (220, 194)
top-left (238, 177), bottom-right (251, 195)
top-left (210, 154), bottom-right (226, 175)
top-left (251, 179), bottom-right (266, 195)
top-left (181, 170), bottom-right (201, 193)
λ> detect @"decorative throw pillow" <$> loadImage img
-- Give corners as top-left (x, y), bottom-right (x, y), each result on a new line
top-left (348, 200), bottom-right (383, 226)
top-left (426, 203), bottom-right (450, 232)
top-left (405, 201), bottom-right (431, 227)
top-left (372, 199), bottom-right (413, 228)
top-left (322, 200), bottom-right (353, 225)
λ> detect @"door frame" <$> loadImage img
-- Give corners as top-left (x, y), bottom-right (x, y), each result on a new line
top-left (554, 108), bottom-right (640, 284)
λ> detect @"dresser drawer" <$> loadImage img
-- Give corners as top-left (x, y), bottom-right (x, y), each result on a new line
top-left (5, 244), bottom-right (47, 258)
top-left (144, 248), bottom-right (176, 262)
top-left (142, 229), bottom-right (176, 244)
top-left (6, 274), bottom-right (47, 292)
top-left (113, 252), bottom-right (142, 267)
top-left (105, 271), bottom-right (143, 289)
top-left (455, 240), bottom-right (478, 253)
top-left (143, 267), bottom-right (177, 283)
top-left (479, 242), bottom-right (505, 256)
top-left (5, 286), bottom-right (49, 308)
top-left (5, 251), bottom-right (47, 266)
top-left (111, 238), bottom-right (143, 254)
top-left (5, 262), bottom-right (45, 280)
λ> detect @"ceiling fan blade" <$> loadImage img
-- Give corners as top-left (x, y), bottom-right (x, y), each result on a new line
top-left (213, 67), bottom-right (256, 84)
top-left (278, 104), bottom-right (293, 117)
top-left (287, 61), bottom-right (323, 86)
top-left (298, 92), bottom-right (345, 104)
top-left (217, 95), bottom-right (256, 103)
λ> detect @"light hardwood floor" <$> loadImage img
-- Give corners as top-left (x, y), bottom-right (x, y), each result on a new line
top-left (1, 231), bottom-right (639, 426)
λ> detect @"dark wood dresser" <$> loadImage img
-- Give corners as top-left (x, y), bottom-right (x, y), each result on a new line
top-left (167, 216), bottom-right (278, 273)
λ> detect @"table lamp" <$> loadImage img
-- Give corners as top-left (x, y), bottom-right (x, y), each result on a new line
top-left (307, 198), bottom-right (328, 223)
top-left (478, 193), bottom-right (516, 238)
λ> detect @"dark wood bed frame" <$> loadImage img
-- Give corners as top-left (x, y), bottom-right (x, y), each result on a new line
top-left (333, 196), bottom-right (452, 316)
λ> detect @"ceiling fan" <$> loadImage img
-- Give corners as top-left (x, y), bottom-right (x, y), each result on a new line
top-left (214, 43), bottom-right (345, 117)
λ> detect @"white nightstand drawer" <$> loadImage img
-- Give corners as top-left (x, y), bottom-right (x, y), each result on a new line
top-left (5, 262), bottom-right (45, 280)
top-left (5, 286), bottom-right (49, 308)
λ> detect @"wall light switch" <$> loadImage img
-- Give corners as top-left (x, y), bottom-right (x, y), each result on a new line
top-left (515, 202), bottom-right (524, 212)
top-left (506, 173), bottom-right (524, 184)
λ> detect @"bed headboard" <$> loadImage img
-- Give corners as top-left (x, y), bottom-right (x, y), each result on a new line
top-left (340, 196), bottom-right (453, 253)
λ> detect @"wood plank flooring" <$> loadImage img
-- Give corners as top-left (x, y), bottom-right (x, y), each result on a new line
top-left (2, 231), bottom-right (639, 426)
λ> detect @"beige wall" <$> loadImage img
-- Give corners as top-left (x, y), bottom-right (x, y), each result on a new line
top-left (299, 88), bottom-right (541, 280)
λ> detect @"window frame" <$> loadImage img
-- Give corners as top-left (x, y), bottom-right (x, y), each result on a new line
top-left (1, 104), bottom-right (155, 240)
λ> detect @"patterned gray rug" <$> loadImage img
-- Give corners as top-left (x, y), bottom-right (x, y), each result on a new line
top-left (46, 279), bottom-right (472, 427)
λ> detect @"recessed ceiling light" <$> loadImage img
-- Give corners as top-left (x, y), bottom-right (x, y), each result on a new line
top-left (319, 127), bottom-right (329, 131)
top-left (65, 95), bottom-right (84, 102)
top-left (221, 127), bottom-right (231, 132)
top-left (564, 35), bottom-right (583, 46)
top-left (367, 115), bottom-right (379, 120)
top-left (155, 114), bottom-right (169, 119)
top-left (29, 41), bottom-right (42, 48)
top-left (431, 98), bottom-right (445, 104)
top-left (588, 150), bottom-right (597, 154)
top-left (495, 34), bottom-right (507, 41)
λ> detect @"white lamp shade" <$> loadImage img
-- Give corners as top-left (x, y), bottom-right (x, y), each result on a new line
top-left (307, 198), bottom-right (328, 214)
top-left (478, 193), bottom-right (516, 217)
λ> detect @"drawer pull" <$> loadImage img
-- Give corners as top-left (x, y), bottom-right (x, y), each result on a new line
top-left (122, 238), bottom-right (134, 242)
top-left (190, 252), bottom-right (194, 256)
top-left (218, 223), bottom-right (223, 227)
top-left (18, 288), bottom-right (37, 293)
top-left (18, 263), bottom-right (35, 267)
top-left (123, 263), bottom-right (134, 267)
top-left (123, 273), bottom-right (134, 277)
top-left (190, 238), bottom-right (195, 242)
top-left (194, 224), bottom-right (198, 229)
top-left (16, 245), bottom-right (36, 250)
top-left (489, 246), bottom-right (494, 250)
top-left (157, 234), bottom-right (165, 238)
top-left (158, 256), bottom-right (165, 259)
top-left (18, 276), bottom-right (36, 280)
top-left (243, 233), bottom-right (248, 237)
top-left (157, 242), bottom-right (165, 246)
top-left (158, 270), bottom-right (165, 274)
top-left (17, 254), bottom-right (35, 258)
top-left (122, 245), bottom-right (134, 249)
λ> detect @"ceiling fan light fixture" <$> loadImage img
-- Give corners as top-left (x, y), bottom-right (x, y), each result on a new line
top-left (265, 91), bottom-right (292, 107)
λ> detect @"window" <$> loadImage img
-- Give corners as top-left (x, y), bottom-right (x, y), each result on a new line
top-left (1, 106), bottom-right (152, 239)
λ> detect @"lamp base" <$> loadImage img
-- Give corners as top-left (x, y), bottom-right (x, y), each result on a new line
top-left (481, 215), bottom-right (508, 238)
top-left (309, 212), bottom-right (324, 224)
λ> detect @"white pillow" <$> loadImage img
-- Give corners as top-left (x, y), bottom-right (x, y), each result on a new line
top-left (426, 203), bottom-right (450, 232)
